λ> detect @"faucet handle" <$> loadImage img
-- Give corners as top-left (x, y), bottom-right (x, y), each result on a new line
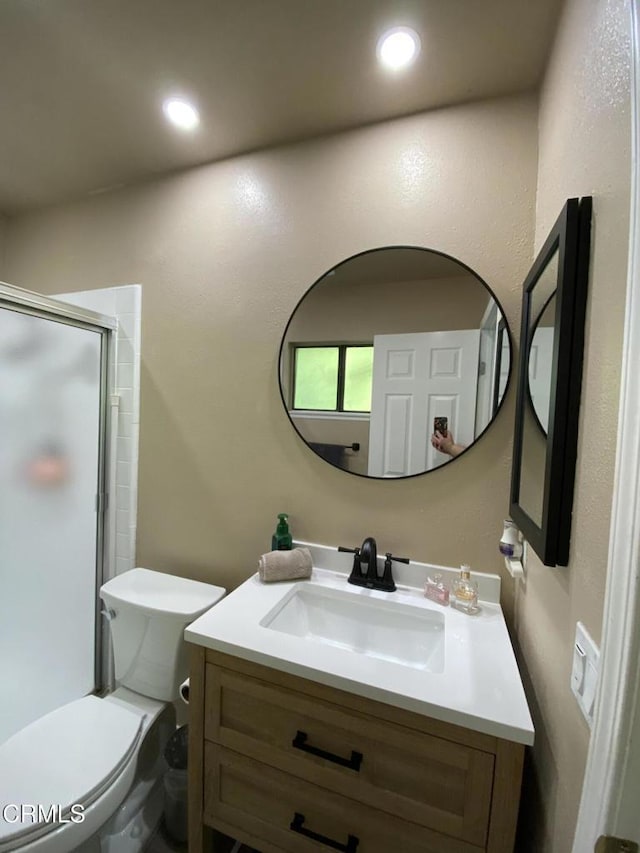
top-left (339, 545), bottom-right (363, 580)
top-left (378, 552), bottom-right (410, 593)
top-left (385, 553), bottom-right (410, 565)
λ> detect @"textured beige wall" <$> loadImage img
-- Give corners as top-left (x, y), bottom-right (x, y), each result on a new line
top-left (2, 94), bottom-right (537, 616)
top-left (514, 1), bottom-right (632, 851)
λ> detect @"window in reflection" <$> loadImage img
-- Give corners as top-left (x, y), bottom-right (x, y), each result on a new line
top-left (292, 345), bottom-right (374, 413)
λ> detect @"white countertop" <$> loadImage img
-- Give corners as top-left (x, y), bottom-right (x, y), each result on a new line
top-left (185, 543), bottom-right (534, 746)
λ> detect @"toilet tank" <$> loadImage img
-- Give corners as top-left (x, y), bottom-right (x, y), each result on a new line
top-left (100, 568), bottom-right (225, 701)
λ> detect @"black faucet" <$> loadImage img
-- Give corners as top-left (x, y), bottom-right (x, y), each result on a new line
top-left (338, 539), bottom-right (409, 593)
top-left (360, 537), bottom-right (378, 583)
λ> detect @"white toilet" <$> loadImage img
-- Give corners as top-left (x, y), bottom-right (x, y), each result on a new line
top-left (0, 568), bottom-right (225, 853)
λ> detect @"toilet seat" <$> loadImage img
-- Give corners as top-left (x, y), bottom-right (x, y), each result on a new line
top-left (0, 696), bottom-right (144, 852)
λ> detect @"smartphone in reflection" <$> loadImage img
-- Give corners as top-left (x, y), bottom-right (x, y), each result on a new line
top-left (434, 416), bottom-right (448, 436)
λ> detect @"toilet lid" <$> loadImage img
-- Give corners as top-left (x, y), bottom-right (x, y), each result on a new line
top-left (0, 695), bottom-right (144, 847)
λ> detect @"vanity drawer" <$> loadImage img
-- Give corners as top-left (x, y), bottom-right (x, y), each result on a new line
top-left (204, 744), bottom-right (485, 853)
top-left (204, 664), bottom-right (494, 847)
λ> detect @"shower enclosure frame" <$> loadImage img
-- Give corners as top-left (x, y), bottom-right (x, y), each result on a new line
top-left (0, 280), bottom-right (117, 696)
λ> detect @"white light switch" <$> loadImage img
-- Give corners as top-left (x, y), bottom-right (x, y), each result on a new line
top-left (571, 643), bottom-right (586, 693)
top-left (571, 622), bottom-right (600, 727)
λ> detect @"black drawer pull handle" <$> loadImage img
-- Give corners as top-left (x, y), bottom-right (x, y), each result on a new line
top-left (292, 730), bottom-right (363, 771)
top-left (290, 812), bottom-right (359, 852)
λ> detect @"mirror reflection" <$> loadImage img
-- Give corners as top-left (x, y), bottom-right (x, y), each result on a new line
top-left (528, 293), bottom-right (556, 434)
top-left (519, 248), bottom-right (559, 524)
top-left (279, 246), bottom-right (512, 478)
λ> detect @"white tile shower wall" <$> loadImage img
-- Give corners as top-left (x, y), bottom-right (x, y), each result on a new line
top-left (52, 284), bottom-right (141, 578)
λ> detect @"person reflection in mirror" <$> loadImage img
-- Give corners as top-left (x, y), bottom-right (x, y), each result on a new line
top-left (431, 429), bottom-right (465, 458)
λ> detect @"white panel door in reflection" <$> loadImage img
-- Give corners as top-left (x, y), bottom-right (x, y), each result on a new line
top-left (368, 330), bottom-right (480, 476)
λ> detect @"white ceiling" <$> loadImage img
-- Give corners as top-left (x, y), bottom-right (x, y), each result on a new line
top-left (0, 0), bottom-right (563, 215)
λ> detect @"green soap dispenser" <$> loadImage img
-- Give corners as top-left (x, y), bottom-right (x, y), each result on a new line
top-left (272, 513), bottom-right (293, 551)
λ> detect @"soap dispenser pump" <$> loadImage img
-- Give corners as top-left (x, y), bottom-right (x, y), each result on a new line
top-left (271, 513), bottom-right (292, 551)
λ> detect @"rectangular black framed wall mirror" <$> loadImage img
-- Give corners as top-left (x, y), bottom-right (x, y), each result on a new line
top-left (510, 196), bottom-right (592, 566)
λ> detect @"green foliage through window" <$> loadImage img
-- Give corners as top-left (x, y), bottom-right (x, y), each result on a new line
top-left (293, 345), bottom-right (373, 412)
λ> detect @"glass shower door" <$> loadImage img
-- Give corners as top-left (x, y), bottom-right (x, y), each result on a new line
top-left (0, 305), bottom-right (105, 744)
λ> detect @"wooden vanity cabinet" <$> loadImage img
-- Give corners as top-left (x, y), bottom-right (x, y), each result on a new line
top-left (189, 648), bottom-right (524, 853)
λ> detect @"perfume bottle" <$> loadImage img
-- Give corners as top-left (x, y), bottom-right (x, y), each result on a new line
top-left (424, 573), bottom-right (450, 606)
top-left (451, 565), bottom-right (479, 614)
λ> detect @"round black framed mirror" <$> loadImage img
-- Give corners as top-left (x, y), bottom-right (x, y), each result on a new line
top-left (278, 246), bottom-right (513, 478)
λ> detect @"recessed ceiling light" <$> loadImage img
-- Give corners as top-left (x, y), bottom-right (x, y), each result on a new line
top-left (377, 27), bottom-right (421, 70)
top-left (162, 98), bottom-right (200, 131)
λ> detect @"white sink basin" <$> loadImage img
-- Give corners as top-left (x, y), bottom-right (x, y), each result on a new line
top-left (260, 583), bottom-right (445, 672)
top-left (185, 545), bottom-right (534, 745)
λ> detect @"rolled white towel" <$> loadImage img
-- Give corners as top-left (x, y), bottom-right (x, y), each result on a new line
top-left (258, 547), bottom-right (313, 583)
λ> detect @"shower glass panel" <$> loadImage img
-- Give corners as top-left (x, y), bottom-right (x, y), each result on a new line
top-left (0, 306), bottom-right (104, 744)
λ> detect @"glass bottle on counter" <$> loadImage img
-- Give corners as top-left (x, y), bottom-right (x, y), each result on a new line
top-left (451, 565), bottom-right (479, 614)
top-left (424, 572), bottom-right (450, 606)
